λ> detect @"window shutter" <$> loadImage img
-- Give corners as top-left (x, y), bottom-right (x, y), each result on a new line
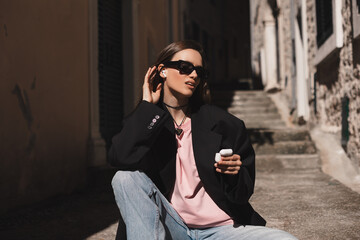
top-left (98, 0), bottom-right (123, 150)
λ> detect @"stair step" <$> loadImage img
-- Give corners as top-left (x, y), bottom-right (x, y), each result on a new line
top-left (249, 129), bottom-right (312, 142)
top-left (214, 100), bottom-right (274, 108)
top-left (234, 113), bottom-right (282, 121)
top-left (253, 141), bottom-right (317, 154)
top-left (228, 106), bottom-right (278, 114)
top-left (246, 120), bottom-right (286, 129)
top-left (212, 92), bottom-right (271, 100)
top-left (212, 90), bottom-right (269, 97)
top-left (212, 95), bottom-right (271, 102)
top-left (212, 95), bottom-right (272, 101)
top-left (256, 154), bottom-right (320, 171)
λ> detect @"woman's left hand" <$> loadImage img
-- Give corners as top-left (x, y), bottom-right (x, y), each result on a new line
top-left (214, 154), bottom-right (242, 175)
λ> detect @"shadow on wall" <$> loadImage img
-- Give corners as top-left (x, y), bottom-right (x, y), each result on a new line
top-left (316, 50), bottom-right (340, 89)
top-left (0, 168), bottom-right (120, 240)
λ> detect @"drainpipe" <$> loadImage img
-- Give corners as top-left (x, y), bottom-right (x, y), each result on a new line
top-left (290, 0), bottom-right (297, 112)
top-left (295, 0), bottom-right (310, 122)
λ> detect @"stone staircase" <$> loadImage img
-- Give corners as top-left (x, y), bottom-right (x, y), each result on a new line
top-left (212, 90), bottom-right (320, 171)
top-left (212, 90), bottom-right (360, 239)
top-left (213, 90), bottom-right (285, 129)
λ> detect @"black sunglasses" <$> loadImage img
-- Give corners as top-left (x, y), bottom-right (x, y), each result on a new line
top-left (163, 60), bottom-right (208, 79)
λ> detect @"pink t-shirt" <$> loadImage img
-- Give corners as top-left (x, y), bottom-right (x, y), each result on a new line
top-left (170, 119), bottom-right (234, 228)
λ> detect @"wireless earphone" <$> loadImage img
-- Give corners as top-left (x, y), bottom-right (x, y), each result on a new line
top-left (162, 70), bottom-right (166, 77)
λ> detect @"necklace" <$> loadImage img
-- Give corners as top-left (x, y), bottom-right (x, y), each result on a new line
top-left (163, 102), bottom-right (188, 110)
top-left (163, 102), bottom-right (188, 136)
top-left (173, 114), bottom-right (187, 136)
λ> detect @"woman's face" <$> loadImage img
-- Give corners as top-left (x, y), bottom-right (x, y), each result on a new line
top-left (162, 49), bottom-right (203, 101)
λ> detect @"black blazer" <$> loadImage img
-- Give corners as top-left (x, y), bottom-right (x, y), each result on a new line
top-left (108, 101), bottom-right (266, 226)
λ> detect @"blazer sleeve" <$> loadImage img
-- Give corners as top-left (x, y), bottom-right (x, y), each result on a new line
top-left (107, 101), bottom-right (170, 169)
top-left (221, 118), bottom-right (256, 204)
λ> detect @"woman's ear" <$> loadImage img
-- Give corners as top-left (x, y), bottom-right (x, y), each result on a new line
top-left (158, 64), bottom-right (166, 79)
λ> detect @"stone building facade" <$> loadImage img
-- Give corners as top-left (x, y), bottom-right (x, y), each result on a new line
top-left (251, 0), bottom-right (360, 169)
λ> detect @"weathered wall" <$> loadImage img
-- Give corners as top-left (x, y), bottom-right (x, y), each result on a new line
top-left (342, 0), bottom-right (360, 167)
top-left (352, 36), bottom-right (360, 167)
top-left (251, 0), bottom-right (293, 92)
top-left (278, 0), bottom-right (293, 100)
top-left (252, 0), bottom-right (360, 168)
top-left (250, 0), bottom-right (265, 80)
top-left (0, 1), bottom-right (90, 212)
top-left (315, 0), bottom-right (360, 167)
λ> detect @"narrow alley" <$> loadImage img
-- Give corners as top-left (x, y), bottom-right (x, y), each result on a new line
top-left (2, 0), bottom-right (360, 239)
top-left (1, 90), bottom-right (360, 240)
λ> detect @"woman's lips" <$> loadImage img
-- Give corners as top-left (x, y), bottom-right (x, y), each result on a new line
top-left (185, 81), bottom-right (196, 89)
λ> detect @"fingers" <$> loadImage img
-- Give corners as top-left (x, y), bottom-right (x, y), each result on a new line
top-left (143, 66), bottom-right (156, 86)
top-left (152, 83), bottom-right (162, 103)
top-left (215, 168), bottom-right (240, 175)
top-left (143, 66), bottom-right (158, 103)
top-left (214, 164), bottom-right (241, 175)
top-left (214, 154), bottom-right (242, 175)
top-left (216, 154), bottom-right (241, 166)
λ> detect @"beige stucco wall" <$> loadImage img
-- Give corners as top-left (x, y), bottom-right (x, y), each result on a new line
top-left (0, 1), bottom-right (90, 212)
top-left (251, 0), bottom-right (293, 93)
top-left (128, 0), bottom-right (173, 108)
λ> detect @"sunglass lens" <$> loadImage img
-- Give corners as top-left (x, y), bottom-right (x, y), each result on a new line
top-left (176, 61), bottom-right (207, 79)
top-left (179, 62), bottom-right (193, 75)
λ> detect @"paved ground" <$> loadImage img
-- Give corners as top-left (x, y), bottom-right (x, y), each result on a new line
top-left (0, 168), bottom-right (120, 240)
top-left (1, 159), bottom-right (359, 240)
top-left (251, 164), bottom-right (360, 239)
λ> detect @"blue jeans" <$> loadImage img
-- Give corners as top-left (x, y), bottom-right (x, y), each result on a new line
top-left (111, 170), bottom-right (298, 240)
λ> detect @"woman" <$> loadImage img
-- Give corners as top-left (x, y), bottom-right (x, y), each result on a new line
top-left (109, 40), bottom-right (297, 239)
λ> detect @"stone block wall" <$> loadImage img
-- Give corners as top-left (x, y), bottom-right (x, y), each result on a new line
top-left (278, 0), bottom-right (292, 91)
top-left (251, 0), bottom-right (360, 168)
top-left (309, 0), bottom-right (360, 168)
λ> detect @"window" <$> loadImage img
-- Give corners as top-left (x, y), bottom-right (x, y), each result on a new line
top-left (316, 0), bottom-right (333, 47)
top-left (314, 0), bottom-right (343, 65)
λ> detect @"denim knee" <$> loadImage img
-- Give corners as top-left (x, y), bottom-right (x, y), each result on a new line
top-left (111, 170), bottom-right (153, 195)
top-left (112, 171), bottom-right (135, 191)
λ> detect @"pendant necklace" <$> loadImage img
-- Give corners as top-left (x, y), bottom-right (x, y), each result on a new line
top-left (163, 102), bottom-right (188, 136)
top-left (173, 114), bottom-right (187, 136)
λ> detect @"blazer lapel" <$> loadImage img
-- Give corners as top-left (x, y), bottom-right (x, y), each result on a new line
top-left (160, 104), bottom-right (175, 135)
top-left (191, 110), bottom-right (222, 186)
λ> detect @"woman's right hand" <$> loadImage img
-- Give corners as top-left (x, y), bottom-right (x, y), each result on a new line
top-left (142, 66), bottom-right (162, 104)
